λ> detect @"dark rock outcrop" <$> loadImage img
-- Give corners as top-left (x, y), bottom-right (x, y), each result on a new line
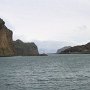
top-left (39, 53), bottom-right (48, 56)
top-left (57, 46), bottom-right (71, 54)
top-left (0, 18), bottom-right (15, 56)
top-left (61, 43), bottom-right (90, 54)
top-left (13, 39), bottom-right (39, 56)
top-left (0, 18), bottom-right (39, 56)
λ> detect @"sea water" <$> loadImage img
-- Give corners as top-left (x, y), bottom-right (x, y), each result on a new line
top-left (0, 54), bottom-right (90, 90)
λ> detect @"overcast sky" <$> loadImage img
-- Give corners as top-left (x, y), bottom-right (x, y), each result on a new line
top-left (0, 0), bottom-right (90, 44)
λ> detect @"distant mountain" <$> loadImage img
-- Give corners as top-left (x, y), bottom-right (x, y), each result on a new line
top-left (34, 41), bottom-right (74, 53)
top-left (61, 42), bottom-right (90, 54)
top-left (57, 46), bottom-right (71, 54)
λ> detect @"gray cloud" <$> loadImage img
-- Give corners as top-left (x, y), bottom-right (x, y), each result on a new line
top-left (0, 0), bottom-right (90, 44)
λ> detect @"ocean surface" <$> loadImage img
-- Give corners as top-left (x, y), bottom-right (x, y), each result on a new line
top-left (0, 54), bottom-right (90, 90)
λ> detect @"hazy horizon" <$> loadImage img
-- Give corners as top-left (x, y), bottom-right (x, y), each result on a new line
top-left (0, 0), bottom-right (90, 46)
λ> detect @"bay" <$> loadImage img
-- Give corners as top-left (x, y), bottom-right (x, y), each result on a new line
top-left (0, 54), bottom-right (90, 90)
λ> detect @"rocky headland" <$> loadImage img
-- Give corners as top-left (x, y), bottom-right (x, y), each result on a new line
top-left (60, 43), bottom-right (90, 54)
top-left (13, 40), bottom-right (39, 56)
top-left (0, 18), bottom-right (39, 56)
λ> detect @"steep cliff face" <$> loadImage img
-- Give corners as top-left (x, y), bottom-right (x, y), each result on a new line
top-left (61, 43), bottom-right (90, 54)
top-left (0, 18), bottom-right (39, 56)
top-left (13, 40), bottom-right (39, 56)
top-left (0, 18), bottom-right (15, 56)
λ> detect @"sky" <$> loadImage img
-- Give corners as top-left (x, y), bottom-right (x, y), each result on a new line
top-left (0, 0), bottom-right (90, 45)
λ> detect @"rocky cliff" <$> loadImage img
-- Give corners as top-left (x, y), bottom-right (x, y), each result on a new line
top-left (0, 18), bottom-right (15, 56)
top-left (13, 39), bottom-right (39, 56)
top-left (0, 18), bottom-right (39, 56)
top-left (61, 43), bottom-right (90, 54)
